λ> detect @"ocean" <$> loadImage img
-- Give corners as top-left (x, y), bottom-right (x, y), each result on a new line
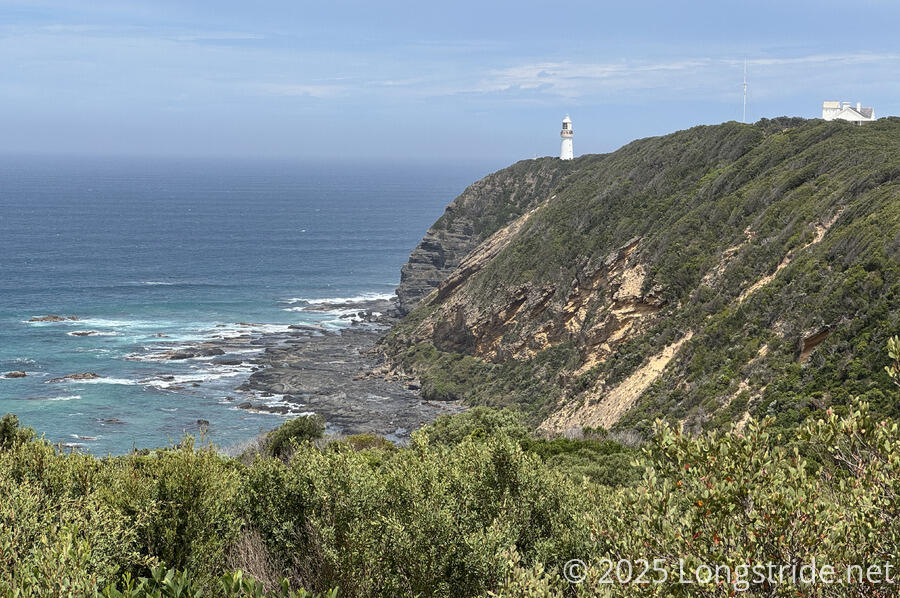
top-left (0, 156), bottom-right (488, 454)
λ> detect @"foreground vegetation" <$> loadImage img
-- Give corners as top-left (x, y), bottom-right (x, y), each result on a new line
top-left (2, 344), bottom-right (900, 597)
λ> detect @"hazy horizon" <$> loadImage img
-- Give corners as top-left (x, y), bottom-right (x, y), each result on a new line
top-left (2, 0), bottom-right (899, 162)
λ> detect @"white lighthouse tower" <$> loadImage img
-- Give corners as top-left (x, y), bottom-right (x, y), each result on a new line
top-left (560, 115), bottom-right (574, 160)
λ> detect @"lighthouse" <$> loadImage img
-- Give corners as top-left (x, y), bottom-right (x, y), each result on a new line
top-left (560, 115), bottom-right (574, 160)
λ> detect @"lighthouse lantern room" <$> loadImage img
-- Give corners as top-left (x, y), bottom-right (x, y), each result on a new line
top-left (560, 115), bottom-right (574, 160)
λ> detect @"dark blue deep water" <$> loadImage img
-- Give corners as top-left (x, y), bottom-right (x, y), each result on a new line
top-left (0, 156), bottom-right (487, 454)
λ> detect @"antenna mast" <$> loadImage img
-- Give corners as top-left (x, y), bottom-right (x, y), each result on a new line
top-left (742, 58), bottom-right (749, 123)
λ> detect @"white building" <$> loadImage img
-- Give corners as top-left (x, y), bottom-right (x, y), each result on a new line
top-left (822, 101), bottom-right (875, 124)
top-left (560, 115), bottom-right (574, 160)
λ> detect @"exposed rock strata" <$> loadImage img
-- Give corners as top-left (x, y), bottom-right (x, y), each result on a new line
top-left (398, 235), bottom-right (666, 367)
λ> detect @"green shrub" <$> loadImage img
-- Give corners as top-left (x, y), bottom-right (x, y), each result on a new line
top-left (420, 407), bottom-right (528, 445)
top-left (337, 434), bottom-right (394, 452)
top-left (0, 436), bottom-right (140, 594)
top-left (520, 436), bottom-right (641, 486)
top-left (242, 433), bottom-right (596, 597)
top-left (0, 413), bottom-right (34, 448)
top-left (102, 566), bottom-right (337, 598)
top-left (99, 438), bottom-right (244, 584)
top-left (264, 415), bottom-right (326, 459)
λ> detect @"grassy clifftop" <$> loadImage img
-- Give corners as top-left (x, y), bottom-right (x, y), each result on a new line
top-left (384, 117), bottom-right (900, 436)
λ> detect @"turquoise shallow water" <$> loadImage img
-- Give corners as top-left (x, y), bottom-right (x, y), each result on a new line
top-left (0, 156), bottom-right (488, 454)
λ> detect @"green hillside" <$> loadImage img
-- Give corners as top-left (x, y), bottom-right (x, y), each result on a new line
top-left (385, 117), bottom-right (900, 435)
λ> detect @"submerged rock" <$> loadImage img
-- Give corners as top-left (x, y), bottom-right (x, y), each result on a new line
top-left (29, 314), bottom-right (79, 322)
top-left (211, 358), bottom-right (243, 366)
top-left (4, 371), bottom-right (26, 378)
top-left (47, 372), bottom-right (100, 383)
top-left (165, 346), bottom-right (226, 360)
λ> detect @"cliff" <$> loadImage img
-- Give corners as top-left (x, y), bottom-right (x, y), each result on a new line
top-left (395, 158), bottom-right (572, 314)
top-left (386, 117), bottom-right (900, 436)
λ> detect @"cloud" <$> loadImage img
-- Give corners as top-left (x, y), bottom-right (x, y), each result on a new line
top-left (464, 53), bottom-right (900, 102)
top-left (251, 83), bottom-right (345, 98)
top-left (0, 22), bottom-right (265, 44)
top-left (171, 32), bottom-right (266, 42)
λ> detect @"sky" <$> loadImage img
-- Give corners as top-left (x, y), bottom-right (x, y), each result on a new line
top-left (1, 0), bottom-right (900, 164)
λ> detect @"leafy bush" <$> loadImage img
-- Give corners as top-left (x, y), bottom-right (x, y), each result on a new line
top-left (520, 435), bottom-right (640, 486)
top-left (242, 433), bottom-right (596, 597)
top-left (0, 430), bottom-right (140, 594)
top-left (0, 413), bottom-right (33, 448)
top-left (264, 415), bottom-right (325, 460)
top-left (420, 406), bottom-right (528, 445)
top-left (100, 438), bottom-right (244, 583)
top-left (336, 433), bottom-right (396, 452)
top-left (570, 402), bottom-right (900, 596)
top-left (102, 567), bottom-right (337, 598)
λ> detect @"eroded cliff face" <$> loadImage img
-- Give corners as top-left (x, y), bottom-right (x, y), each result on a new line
top-left (395, 157), bottom-right (572, 314)
top-left (386, 118), bottom-right (900, 435)
top-left (411, 233), bottom-right (664, 365)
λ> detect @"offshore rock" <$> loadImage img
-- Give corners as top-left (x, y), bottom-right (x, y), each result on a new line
top-left (47, 372), bottom-right (101, 383)
top-left (28, 315), bottom-right (79, 322)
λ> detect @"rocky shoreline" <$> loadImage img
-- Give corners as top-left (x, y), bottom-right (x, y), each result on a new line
top-left (186, 296), bottom-right (462, 443)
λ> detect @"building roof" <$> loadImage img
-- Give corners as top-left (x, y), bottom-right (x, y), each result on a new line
top-left (562, 115), bottom-right (571, 123)
top-left (822, 100), bottom-right (875, 121)
top-left (837, 106), bottom-right (875, 119)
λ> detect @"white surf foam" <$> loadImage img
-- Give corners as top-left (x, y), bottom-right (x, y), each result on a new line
top-left (140, 367), bottom-right (251, 390)
top-left (73, 348), bottom-right (112, 355)
top-left (66, 330), bottom-right (118, 337)
top-left (66, 377), bottom-right (138, 386)
top-left (27, 395), bottom-right (82, 401)
top-left (224, 348), bottom-right (265, 355)
top-left (282, 306), bottom-right (368, 327)
top-left (287, 411), bottom-right (316, 418)
top-left (283, 292), bottom-right (395, 305)
top-left (77, 317), bottom-right (159, 329)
